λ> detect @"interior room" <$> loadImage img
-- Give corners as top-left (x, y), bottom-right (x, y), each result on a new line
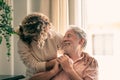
top-left (0, 0), bottom-right (120, 80)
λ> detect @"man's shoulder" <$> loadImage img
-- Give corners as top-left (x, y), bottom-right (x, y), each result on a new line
top-left (83, 52), bottom-right (98, 68)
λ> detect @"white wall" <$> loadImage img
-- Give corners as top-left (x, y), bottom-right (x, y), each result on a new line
top-left (0, 39), bottom-right (11, 75)
top-left (0, 0), bottom-right (27, 75)
top-left (13, 0), bottom-right (27, 75)
top-left (86, 28), bottom-right (120, 80)
top-left (84, 0), bottom-right (120, 79)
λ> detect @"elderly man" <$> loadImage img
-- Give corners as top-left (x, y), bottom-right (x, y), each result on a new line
top-left (29, 26), bottom-right (98, 80)
top-left (53, 26), bottom-right (98, 80)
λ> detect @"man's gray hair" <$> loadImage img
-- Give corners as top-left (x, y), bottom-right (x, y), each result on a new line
top-left (69, 26), bottom-right (87, 48)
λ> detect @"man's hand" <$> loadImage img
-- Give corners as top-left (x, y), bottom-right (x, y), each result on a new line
top-left (57, 55), bottom-right (83, 80)
top-left (57, 55), bottom-right (73, 72)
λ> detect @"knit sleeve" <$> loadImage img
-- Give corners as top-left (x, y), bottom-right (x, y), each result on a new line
top-left (17, 39), bottom-right (46, 72)
top-left (54, 32), bottom-right (63, 47)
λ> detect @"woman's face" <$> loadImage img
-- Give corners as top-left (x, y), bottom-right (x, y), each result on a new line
top-left (44, 25), bottom-right (50, 33)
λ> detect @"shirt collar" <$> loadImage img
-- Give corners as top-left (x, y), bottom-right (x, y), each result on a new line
top-left (73, 52), bottom-right (85, 63)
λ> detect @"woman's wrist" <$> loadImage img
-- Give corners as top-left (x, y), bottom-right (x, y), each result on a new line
top-left (46, 59), bottom-right (56, 71)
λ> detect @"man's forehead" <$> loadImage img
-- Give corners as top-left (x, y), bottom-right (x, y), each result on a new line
top-left (65, 29), bottom-right (75, 34)
top-left (66, 29), bottom-right (74, 33)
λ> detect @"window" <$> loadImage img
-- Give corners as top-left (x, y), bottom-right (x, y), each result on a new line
top-left (92, 34), bottom-right (113, 55)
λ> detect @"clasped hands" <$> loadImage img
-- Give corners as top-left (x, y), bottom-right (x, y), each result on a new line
top-left (51, 54), bottom-right (74, 74)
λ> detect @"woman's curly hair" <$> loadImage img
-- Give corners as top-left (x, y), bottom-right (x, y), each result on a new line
top-left (18, 13), bottom-right (51, 48)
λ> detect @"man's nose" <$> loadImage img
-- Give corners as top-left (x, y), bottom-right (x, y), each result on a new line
top-left (62, 37), bottom-right (68, 45)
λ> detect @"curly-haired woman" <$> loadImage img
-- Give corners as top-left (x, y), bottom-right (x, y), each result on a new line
top-left (17, 13), bottom-right (63, 79)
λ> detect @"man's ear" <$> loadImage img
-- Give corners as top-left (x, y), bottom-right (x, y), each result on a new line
top-left (79, 38), bottom-right (85, 46)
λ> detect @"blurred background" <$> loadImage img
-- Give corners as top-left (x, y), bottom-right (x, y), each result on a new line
top-left (0, 0), bottom-right (120, 80)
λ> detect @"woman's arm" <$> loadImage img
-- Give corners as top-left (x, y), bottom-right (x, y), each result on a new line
top-left (29, 61), bottom-right (61, 80)
top-left (18, 39), bottom-right (54, 72)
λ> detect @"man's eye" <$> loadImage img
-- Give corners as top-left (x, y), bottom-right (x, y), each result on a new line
top-left (67, 35), bottom-right (70, 37)
top-left (67, 35), bottom-right (71, 38)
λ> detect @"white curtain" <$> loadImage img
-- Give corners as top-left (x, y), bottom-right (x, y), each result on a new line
top-left (27, 0), bottom-right (69, 34)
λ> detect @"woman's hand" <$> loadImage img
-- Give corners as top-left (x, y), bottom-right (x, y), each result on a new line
top-left (46, 59), bottom-right (56, 71)
top-left (50, 61), bottom-right (61, 74)
top-left (29, 60), bottom-right (61, 80)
